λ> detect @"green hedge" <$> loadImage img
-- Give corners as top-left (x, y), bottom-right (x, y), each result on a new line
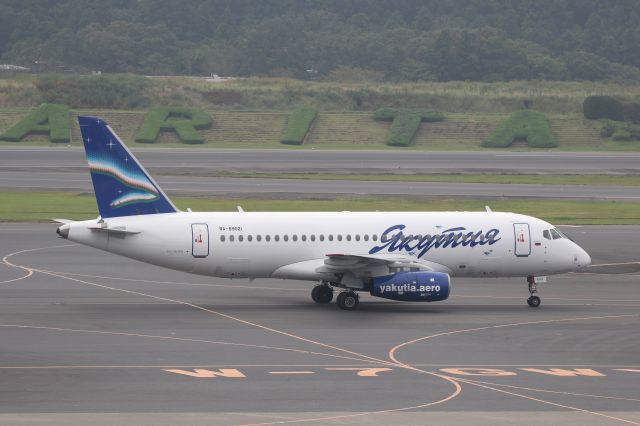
top-left (373, 108), bottom-right (445, 147)
top-left (386, 112), bottom-right (422, 147)
top-left (583, 95), bottom-right (640, 123)
top-left (482, 110), bottom-right (557, 148)
top-left (373, 107), bottom-right (400, 122)
top-left (612, 129), bottom-right (632, 141)
top-left (600, 120), bottom-right (640, 141)
top-left (0, 103), bottom-right (70, 143)
top-left (281, 106), bottom-right (318, 145)
top-left (623, 102), bottom-right (640, 124)
top-left (135, 107), bottom-right (212, 144)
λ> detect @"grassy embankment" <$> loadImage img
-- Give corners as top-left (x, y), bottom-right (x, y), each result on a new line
top-left (2, 191), bottom-right (639, 225)
top-left (0, 108), bottom-right (630, 151)
top-left (1, 77), bottom-right (640, 150)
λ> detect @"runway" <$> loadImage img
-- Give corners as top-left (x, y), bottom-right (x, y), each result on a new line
top-left (1, 223), bottom-right (639, 425)
top-left (2, 171), bottom-right (640, 201)
top-left (3, 147), bottom-right (640, 200)
top-left (2, 147), bottom-right (640, 174)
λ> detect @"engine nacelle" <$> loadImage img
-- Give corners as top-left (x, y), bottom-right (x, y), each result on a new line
top-left (370, 272), bottom-right (451, 302)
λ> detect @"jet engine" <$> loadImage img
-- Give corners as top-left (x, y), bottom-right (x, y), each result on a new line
top-left (370, 271), bottom-right (451, 302)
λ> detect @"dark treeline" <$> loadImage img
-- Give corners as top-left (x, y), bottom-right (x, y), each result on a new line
top-left (2, 0), bottom-right (640, 83)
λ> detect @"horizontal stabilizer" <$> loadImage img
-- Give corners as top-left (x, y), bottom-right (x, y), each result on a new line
top-left (87, 224), bottom-right (141, 235)
top-left (51, 218), bottom-right (72, 224)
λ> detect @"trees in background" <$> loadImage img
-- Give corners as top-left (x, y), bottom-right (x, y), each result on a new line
top-left (1, 0), bottom-right (640, 83)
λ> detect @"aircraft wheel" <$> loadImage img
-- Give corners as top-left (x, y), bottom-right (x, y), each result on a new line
top-left (311, 285), bottom-right (333, 304)
top-left (527, 296), bottom-right (541, 308)
top-left (337, 291), bottom-right (359, 310)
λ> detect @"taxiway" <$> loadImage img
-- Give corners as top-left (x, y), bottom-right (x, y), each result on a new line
top-left (0, 223), bottom-right (638, 425)
top-left (2, 147), bottom-right (640, 174)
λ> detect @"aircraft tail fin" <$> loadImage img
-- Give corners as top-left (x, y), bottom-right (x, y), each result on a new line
top-left (78, 116), bottom-right (178, 218)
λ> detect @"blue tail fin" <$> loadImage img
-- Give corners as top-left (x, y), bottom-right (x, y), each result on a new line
top-left (78, 116), bottom-right (178, 218)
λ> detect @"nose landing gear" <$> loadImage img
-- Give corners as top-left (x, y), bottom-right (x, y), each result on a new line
top-left (527, 276), bottom-right (541, 308)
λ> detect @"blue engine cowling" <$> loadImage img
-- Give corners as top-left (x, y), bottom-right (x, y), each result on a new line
top-left (370, 272), bottom-right (451, 302)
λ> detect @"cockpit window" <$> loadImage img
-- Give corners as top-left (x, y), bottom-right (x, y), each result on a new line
top-left (543, 228), bottom-right (567, 240)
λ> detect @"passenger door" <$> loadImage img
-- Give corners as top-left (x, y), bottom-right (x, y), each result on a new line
top-left (513, 223), bottom-right (531, 257)
top-left (191, 223), bottom-right (209, 258)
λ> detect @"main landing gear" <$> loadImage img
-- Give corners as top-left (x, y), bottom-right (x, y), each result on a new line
top-left (336, 291), bottom-right (359, 311)
top-left (527, 276), bottom-right (541, 308)
top-left (311, 284), bottom-right (360, 310)
top-left (311, 283), bottom-right (334, 304)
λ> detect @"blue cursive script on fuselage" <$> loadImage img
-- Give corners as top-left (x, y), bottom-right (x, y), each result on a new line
top-left (369, 224), bottom-right (501, 259)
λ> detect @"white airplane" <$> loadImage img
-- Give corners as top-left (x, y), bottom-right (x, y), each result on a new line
top-left (56, 116), bottom-right (591, 310)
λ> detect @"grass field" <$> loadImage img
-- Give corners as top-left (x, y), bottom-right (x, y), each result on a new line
top-left (209, 172), bottom-right (640, 186)
top-left (2, 191), bottom-right (639, 224)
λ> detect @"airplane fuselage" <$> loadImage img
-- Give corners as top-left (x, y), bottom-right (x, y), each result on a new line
top-left (63, 211), bottom-right (590, 286)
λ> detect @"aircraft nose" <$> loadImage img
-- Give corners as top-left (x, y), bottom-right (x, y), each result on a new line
top-left (573, 245), bottom-right (591, 268)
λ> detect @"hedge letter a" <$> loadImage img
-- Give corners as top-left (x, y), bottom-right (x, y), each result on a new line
top-left (0, 104), bottom-right (70, 143)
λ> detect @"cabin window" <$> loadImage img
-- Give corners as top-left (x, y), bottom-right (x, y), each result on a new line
top-left (311, 235), bottom-right (316, 242)
top-left (319, 235), bottom-right (325, 242)
top-left (364, 235), bottom-right (369, 241)
top-left (238, 235), bottom-right (244, 242)
top-left (355, 235), bottom-right (361, 241)
top-left (293, 235), bottom-right (298, 242)
top-left (257, 235), bottom-right (262, 242)
top-left (275, 235), bottom-right (280, 242)
top-left (328, 235), bottom-right (333, 241)
top-left (346, 235), bottom-right (352, 241)
top-left (302, 235), bottom-right (307, 242)
top-left (230, 235), bottom-right (235, 242)
top-left (337, 235), bottom-right (343, 241)
top-left (220, 235), bottom-right (226, 242)
top-left (284, 235), bottom-right (289, 242)
top-left (266, 235), bottom-right (271, 242)
top-left (248, 235), bottom-right (253, 242)
top-left (542, 230), bottom-right (551, 240)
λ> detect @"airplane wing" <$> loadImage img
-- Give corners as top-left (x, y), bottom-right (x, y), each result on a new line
top-left (318, 253), bottom-right (442, 272)
top-left (271, 253), bottom-right (452, 287)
